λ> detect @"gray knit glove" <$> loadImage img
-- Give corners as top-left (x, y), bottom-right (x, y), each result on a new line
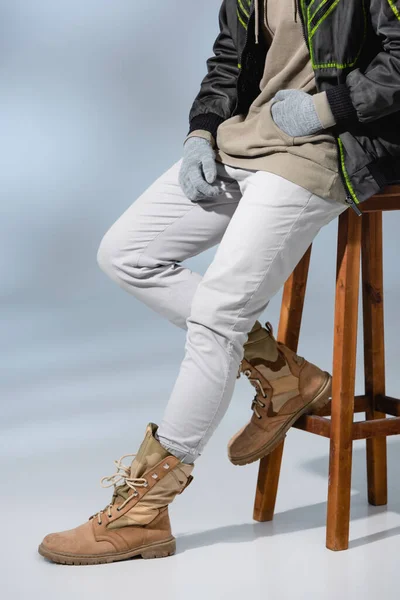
top-left (179, 137), bottom-right (221, 202)
top-left (271, 89), bottom-right (323, 136)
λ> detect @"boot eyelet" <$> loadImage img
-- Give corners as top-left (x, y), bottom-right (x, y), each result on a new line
top-left (117, 507), bottom-right (121, 511)
top-left (143, 481), bottom-right (149, 487)
top-left (257, 415), bottom-right (262, 420)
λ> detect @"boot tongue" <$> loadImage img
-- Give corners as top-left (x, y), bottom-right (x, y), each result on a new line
top-left (110, 423), bottom-right (171, 504)
top-left (245, 321), bottom-right (274, 346)
top-left (129, 423), bottom-right (171, 478)
top-left (244, 322), bottom-right (279, 362)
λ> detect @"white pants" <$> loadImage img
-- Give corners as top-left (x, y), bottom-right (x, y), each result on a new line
top-left (97, 157), bottom-right (347, 462)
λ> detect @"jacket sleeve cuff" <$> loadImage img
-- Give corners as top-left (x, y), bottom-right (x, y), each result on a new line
top-left (312, 91), bottom-right (336, 128)
top-left (325, 83), bottom-right (359, 126)
top-left (183, 130), bottom-right (216, 148)
top-left (187, 112), bottom-right (225, 141)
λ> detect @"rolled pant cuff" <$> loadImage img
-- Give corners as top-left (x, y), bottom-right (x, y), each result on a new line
top-left (155, 434), bottom-right (200, 464)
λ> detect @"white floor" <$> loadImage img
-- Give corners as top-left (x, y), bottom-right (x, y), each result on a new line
top-left (2, 371), bottom-right (400, 600)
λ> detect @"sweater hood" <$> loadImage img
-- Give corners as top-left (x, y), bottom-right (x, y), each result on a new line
top-left (254, 0), bottom-right (298, 44)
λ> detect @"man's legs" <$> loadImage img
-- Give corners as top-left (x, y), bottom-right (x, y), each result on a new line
top-left (157, 169), bottom-right (347, 462)
top-left (38, 159), bottom-right (249, 565)
top-left (39, 158), bottom-right (348, 565)
top-left (97, 157), bottom-right (244, 329)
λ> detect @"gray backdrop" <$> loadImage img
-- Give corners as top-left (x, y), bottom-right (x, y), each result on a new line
top-left (1, 3), bottom-right (400, 597)
top-left (2, 0), bottom-right (400, 452)
top-left (2, 0), bottom-right (400, 463)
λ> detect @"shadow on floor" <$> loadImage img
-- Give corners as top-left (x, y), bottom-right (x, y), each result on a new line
top-left (178, 440), bottom-right (400, 553)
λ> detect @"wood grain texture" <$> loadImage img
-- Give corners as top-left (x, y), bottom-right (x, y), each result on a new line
top-left (293, 413), bottom-right (400, 440)
top-left (313, 395), bottom-right (368, 416)
top-left (253, 245), bottom-right (312, 522)
top-left (293, 415), bottom-right (331, 437)
top-left (253, 446), bottom-right (284, 522)
top-left (251, 185), bottom-right (400, 549)
top-left (361, 211), bottom-right (388, 505)
top-left (326, 209), bottom-right (362, 551)
top-left (376, 396), bottom-right (400, 416)
top-left (361, 187), bottom-right (400, 213)
top-left (352, 417), bottom-right (400, 440)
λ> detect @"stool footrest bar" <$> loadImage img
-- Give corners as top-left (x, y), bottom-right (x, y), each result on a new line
top-left (293, 415), bottom-right (331, 438)
top-left (375, 395), bottom-right (400, 417)
top-left (293, 413), bottom-right (400, 440)
top-left (314, 395), bottom-right (368, 416)
top-left (352, 417), bottom-right (400, 440)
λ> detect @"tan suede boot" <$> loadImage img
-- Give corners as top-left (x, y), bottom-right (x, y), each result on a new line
top-left (38, 423), bottom-right (193, 564)
top-left (228, 321), bottom-right (331, 465)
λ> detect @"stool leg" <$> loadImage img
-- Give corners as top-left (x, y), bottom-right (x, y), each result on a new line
top-left (253, 245), bottom-right (312, 521)
top-left (326, 208), bottom-right (362, 551)
top-left (362, 212), bottom-right (387, 506)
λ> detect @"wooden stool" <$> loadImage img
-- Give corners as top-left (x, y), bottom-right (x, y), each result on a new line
top-left (253, 185), bottom-right (400, 551)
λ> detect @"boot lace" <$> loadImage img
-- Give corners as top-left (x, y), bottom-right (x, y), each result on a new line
top-left (237, 364), bottom-right (268, 419)
top-left (91, 453), bottom-right (149, 525)
top-left (236, 320), bottom-right (273, 420)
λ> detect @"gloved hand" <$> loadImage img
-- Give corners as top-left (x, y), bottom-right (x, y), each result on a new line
top-left (270, 89), bottom-right (324, 137)
top-left (179, 136), bottom-right (221, 202)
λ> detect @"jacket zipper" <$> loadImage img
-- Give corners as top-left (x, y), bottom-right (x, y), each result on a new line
top-left (297, 0), bottom-right (309, 50)
top-left (233, 1), bottom-right (255, 115)
top-left (335, 137), bottom-right (363, 215)
top-left (346, 196), bottom-right (362, 216)
top-left (297, 0), bottom-right (362, 216)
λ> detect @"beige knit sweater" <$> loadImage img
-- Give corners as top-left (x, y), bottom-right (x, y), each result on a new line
top-left (185, 0), bottom-right (347, 204)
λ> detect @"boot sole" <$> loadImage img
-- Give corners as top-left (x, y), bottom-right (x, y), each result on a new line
top-left (229, 372), bottom-right (332, 466)
top-left (38, 536), bottom-right (176, 565)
